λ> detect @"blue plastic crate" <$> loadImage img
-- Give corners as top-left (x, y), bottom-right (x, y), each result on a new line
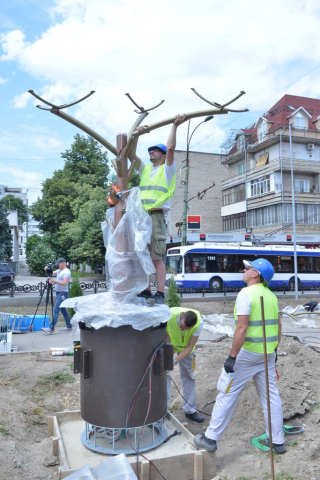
top-left (10, 315), bottom-right (50, 332)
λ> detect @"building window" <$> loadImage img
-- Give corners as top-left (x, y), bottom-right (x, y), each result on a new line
top-left (248, 204), bottom-right (282, 227)
top-left (294, 112), bottom-right (307, 130)
top-left (237, 136), bottom-right (245, 151)
top-left (223, 212), bottom-right (246, 231)
top-left (258, 121), bottom-right (267, 142)
top-left (19, 249), bottom-right (23, 256)
top-left (249, 203), bottom-right (320, 228)
top-left (238, 163), bottom-right (245, 175)
top-left (222, 184), bottom-right (245, 206)
top-left (250, 176), bottom-right (271, 197)
top-left (295, 180), bottom-right (309, 193)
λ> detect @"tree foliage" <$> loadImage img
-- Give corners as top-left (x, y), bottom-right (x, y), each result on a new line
top-left (26, 243), bottom-right (57, 276)
top-left (0, 204), bottom-right (13, 261)
top-left (167, 276), bottom-right (181, 308)
top-left (0, 195), bottom-right (29, 231)
top-left (67, 274), bottom-right (83, 319)
top-left (30, 134), bottom-right (110, 265)
top-left (25, 234), bottom-right (42, 260)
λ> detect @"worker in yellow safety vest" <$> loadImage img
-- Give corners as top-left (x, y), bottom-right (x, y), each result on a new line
top-left (128, 115), bottom-right (186, 305)
top-left (167, 307), bottom-right (205, 423)
top-left (195, 258), bottom-right (286, 454)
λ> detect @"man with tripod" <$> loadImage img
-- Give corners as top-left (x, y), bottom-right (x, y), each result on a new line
top-left (42, 258), bottom-right (73, 335)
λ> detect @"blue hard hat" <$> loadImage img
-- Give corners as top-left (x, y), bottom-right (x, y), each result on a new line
top-left (148, 144), bottom-right (167, 154)
top-left (243, 258), bottom-right (274, 284)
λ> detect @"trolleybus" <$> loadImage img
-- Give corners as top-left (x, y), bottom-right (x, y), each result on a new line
top-left (166, 242), bottom-right (320, 291)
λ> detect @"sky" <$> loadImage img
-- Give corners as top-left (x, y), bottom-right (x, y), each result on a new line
top-left (1, 0), bottom-right (320, 205)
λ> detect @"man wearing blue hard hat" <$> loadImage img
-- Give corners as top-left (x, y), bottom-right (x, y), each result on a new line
top-left (195, 258), bottom-right (286, 455)
top-left (129, 115), bottom-right (186, 305)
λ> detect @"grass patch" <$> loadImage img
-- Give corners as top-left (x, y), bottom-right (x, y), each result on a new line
top-left (307, 402), bottom-right (320, 413)
top-left (0, 420), bottom-right (9, 436)
top-left (168, 403), bottom-right (179, 413)
top-left (263, 473), bottom-right (293, 480)
top-left (32, 370), bottom-right (75, 401)
top-left (285, 439), bottom-right (298, 447)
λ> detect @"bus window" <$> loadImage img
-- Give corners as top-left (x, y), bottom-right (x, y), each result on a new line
top-left (315, 258), bottom-right (320, 273)
top-left (191, 254), bottom-right (206, 273)
top-left (298, 256), bottom-right (313, 273)
top-left (206, 254), bottom-right (216, 273)
top-left (280, 256), bottom-right (293, 272)
top-left (184, 254), bottom-right (192, 273)
top-left (217, 254), bottom-right (238, 273)
top-left (166, 255), bottom-right (182, 274)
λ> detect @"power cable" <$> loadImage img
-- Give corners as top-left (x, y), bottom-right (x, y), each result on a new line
top-left (169, 375), bottom-right (214, 417)
top-left (191, 63), bottom-right (320, 149)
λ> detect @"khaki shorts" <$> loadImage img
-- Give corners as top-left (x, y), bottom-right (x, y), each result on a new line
top-left (148, 212), bottom-right (167, 260)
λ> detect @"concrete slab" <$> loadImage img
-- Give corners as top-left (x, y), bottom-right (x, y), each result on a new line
top-left (49, 410), bottom-right (216, 480)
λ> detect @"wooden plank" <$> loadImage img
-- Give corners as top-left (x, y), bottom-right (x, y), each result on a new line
top-left (202, 450), bottom-right (217, 480)
top-left (150, 452), bottom-right (194, 480)
top-left (48, 416), bottom-right (54, 436)
top-left (139, 458), bottom-right (150, 480)
top-left (166, 411), bottom-right (195, 442)
top-left (52, 415), bottom-right (69, 471)
top-left (52, 437), bottom-right (59, 457)
top-left (59, 467), bottom-right (76, 479)
top-left (55, 410), bottom-right (82, 423)
top-left (193, 451), bottom-right (203, 480)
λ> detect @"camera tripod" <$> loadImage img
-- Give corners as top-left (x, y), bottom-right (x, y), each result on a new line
top-left (29, 278), bottom-right (54, 331)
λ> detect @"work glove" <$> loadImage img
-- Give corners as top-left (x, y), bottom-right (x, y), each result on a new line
top-left (224, 355), bottom-right (236, 373)
top-left (275, 349), bottom-right (278, 364)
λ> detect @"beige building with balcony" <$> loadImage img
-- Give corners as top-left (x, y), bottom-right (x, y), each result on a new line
top-left (220, 94), bottom-right (320, 238)
top-left (167, 150), bottom-right (227, 237)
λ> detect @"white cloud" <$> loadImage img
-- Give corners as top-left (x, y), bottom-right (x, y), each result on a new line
top-left (13, 91), bottom-right (30, 108)
top-left (0, 162), bottom-right (43, 187)
top-left (1, 0), bottom-right (320, 154)
top-left (0, 76), bottom-right (8, 84)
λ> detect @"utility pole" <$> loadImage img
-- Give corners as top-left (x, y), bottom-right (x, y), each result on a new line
top-left (288, 122), bottom-right (298, 300)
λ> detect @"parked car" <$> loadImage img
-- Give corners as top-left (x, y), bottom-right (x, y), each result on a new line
top-left (0, 263), bottom-right (15, 292)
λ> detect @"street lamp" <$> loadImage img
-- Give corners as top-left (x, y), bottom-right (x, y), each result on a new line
top-left (181, 115), bottom-right (214, 246)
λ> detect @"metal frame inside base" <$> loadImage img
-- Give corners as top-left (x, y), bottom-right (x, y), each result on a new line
top-left (81, 418), bottom-right (167, 455)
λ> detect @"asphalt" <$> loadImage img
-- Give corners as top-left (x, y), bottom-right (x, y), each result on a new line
top-left (1, 269), bottom-right (320, 354)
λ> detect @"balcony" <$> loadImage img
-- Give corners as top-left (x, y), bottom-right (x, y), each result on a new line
top-left (221, 156), bottom-right (320, 190)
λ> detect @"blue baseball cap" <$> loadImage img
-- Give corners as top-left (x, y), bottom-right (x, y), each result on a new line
top-left (148, 144), bottom-right (167, 154)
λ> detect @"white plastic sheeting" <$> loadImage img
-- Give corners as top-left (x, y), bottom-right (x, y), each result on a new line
top-left (71, 188), bottom-right (171, 331)
top-left (106, 188), bottom-right (155, 302)
top-left (291, 319), bottom-right (317, 328)
top-left (202, 314), bottom-right (235, 337)
top-left (72, 292), bottom-right (171, 331)
top-left (101, 208), bottom-right (115, 291)
top-left (64, 454), bottom-right (137, 480)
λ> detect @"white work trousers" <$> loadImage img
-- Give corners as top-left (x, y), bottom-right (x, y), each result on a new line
top-left (167, 354), bottom-right (196, 414)
top-left (205, 349), bottom-right (284, 444)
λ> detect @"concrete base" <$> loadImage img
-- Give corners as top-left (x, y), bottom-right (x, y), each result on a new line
top-left (49, 410), bottom-right (216, 480)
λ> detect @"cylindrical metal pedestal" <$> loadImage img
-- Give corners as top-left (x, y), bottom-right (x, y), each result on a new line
top-left (79, 323), bottom-right (168, 429)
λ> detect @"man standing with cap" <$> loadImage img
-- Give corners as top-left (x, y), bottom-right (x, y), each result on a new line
top-left (195, 258), bottom-right (286, 454)
top-left (42, 258), bottom-right (73, 334)
top-left (128, 114), bottom-right (186, 305)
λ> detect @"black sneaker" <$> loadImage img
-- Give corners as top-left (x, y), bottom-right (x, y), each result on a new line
top-left (194, 434), bottom-right (217, 451)
top-left (146, 292), bottom-right (165, 305)
top-left (137, 290), bottom-right (152, 299)
top-left (265, 438), bottom-right (286, 454)
top-left (185, 412), bottom-right (205, 423)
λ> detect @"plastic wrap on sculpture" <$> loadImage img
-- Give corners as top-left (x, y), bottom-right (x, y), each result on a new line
top-left (101, 208), bottom-right (114, 291)
top-left (106, 187), bottom-right (155, 302)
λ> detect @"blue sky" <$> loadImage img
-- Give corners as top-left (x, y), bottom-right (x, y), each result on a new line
top-left (1, 0), bottom-right (320, 205)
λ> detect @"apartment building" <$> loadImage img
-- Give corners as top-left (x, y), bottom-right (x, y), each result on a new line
top-left (221, 94), bottom-right (320, 239)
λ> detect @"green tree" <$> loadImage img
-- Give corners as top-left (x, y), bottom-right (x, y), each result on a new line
top-left (27, 244), bottom-right (57, 276)
top-left (0, 204), bottom-right (13, 261)
top-left (167, 276), bottom-right (181, 308)
top-left (30, 134), bottom-right (109, 235)
top-left (30, 134), bottom-right (110, 263)
top-left (25, 234), bottom-right (42, 259)
top-left (0, 195), bottom-right (29, 231)
top-left (67, 274), bottom-right (83, 318)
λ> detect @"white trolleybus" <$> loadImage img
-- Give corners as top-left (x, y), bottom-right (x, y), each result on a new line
top-left (166, 242), bottom-right (320, 292)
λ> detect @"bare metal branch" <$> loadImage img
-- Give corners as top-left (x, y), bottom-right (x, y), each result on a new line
top-left (191, 88), bottom-right (222, 108)
top-left (36, 105), bottom-right (52, 111)
top-left (51, 108), bottom-right (118, 156)
top-left (126, 92), bottom-right (165, 113)
top-left (56, 91), bottom-right (95, 110)
top-left (28, 90), bottom-right (58, 108)
top-left (225, 107), bottom-right (249, 113)
top-left (220, 91), bottom-right (246, 108)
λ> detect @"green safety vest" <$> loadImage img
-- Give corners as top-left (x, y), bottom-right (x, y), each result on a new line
top-left (139, 164), bottom-right (176, 210)
top-left (167, 307), bottom-right (201, 354)
top-left (234, 283), bottom-right (279, 354)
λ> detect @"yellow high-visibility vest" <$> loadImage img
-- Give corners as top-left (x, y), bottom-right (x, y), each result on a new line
top-left (139, 164), bottom-right (176, 210)
top-left (167, 308), bottom-right (201, 354)
top-left (234, 283), bottom-right (279, 354)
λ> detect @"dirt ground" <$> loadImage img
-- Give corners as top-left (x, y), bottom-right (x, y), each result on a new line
top-left (0, 299), bottom-right (320, 480)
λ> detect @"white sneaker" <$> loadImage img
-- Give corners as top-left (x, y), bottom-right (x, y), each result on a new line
top-left (42, 327), bottom-right (54, 335)
top-left (60, 327), bottom-right (73, 332)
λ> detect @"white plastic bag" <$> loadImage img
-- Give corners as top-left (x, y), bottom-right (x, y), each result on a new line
top-left (91, 454), bottom-right (137, 480)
